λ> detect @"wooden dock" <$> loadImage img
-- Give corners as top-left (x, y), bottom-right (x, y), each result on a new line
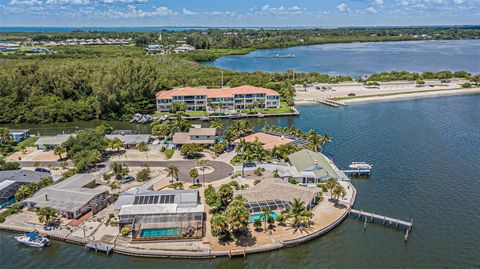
top-left (350, 209), bottom-right (413, 232)
top-left (85, 242), bottom-right (114, 255)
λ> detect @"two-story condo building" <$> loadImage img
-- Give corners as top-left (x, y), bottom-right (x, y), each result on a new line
top-left (156, 85), bottom-right (281, 112)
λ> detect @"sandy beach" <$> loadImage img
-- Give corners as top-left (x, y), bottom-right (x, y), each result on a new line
top-left (294, 80), bottom-right (479, 104)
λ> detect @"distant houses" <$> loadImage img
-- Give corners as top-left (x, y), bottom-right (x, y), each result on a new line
top-left (105, 134), bottom-right (151, 149)
top-left (173, 44), bottom-right (196, 53)
top-left (7, 129), bottom-right (30, 143)
top-left (34, 134), bottom-right (73, 151)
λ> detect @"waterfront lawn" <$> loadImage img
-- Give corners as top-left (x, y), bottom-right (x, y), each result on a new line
top-left (248, 101), bottom-right (293, 114)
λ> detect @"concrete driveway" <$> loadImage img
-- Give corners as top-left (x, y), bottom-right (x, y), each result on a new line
top-left (115, 160), bottom-right (234, 183)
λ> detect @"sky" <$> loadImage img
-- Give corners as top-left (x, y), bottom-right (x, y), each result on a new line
top-left (0, 0), bottom-right (479, 27)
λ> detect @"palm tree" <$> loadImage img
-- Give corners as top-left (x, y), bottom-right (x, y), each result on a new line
top-left (54, 145), bottom-right (66, 160)
top-left (307, 133), bottom-right (323, 152)
top-left (0, 128), bottom-right (10, 144)
top-left (326, 178), bottom-right (337, 197)
top-left (236, 138), bottom-right (246, 154)
top-left (166, 165), bottom-right (179, 184)
top-left (37, 206), bottom-right (58, 226)
top-left (210, 118), bottom-right (223, 130)
top-left (261, 207), bottom-right (271, 231)
top-left (332, 184), bottom-right (347, 204)
top-left (189, 168), bottom-right (199, 185)
top-left (196, 158), bottom-right (208, 186)
top-left (287, 198), bottom-right (314, 228)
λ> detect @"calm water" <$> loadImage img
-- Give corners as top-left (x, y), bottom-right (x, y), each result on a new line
top-left (204, 40), bottom-right (480, 77)
top-left (1, 95), bottom-right (480, 268)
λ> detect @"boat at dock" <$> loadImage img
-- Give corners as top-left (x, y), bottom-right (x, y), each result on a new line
top-left (15, 232), bottom-right (51, 248)
top-left (255, 53), bottom-right (296, 58)
top-left (349, 162), bottom-right (373, 170)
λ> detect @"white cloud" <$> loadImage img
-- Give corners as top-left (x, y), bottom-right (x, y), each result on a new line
top-left (182, 8), bottom-right (198, 15)
top-left (337, 3), bottom-right (351, 12)
top-left (97, 5), bottom-right (175, 18)
top-left (102, 0), bottom-right (148, 4)
top-left (46, 0), bottom-right (89, 4)
top-left (453, 0), bottom-right (464, 3)
top-left (366, 6), bottom-right (379, 13)
top-left (375, 0), bottom-right (384, 4)
top-left (257, 4), bottom-right (307, 15)
top-left (8, 0), bottom-right (42, 5)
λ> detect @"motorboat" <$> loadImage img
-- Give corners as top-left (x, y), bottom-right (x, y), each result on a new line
top-left (349, 162), bottom-right (373, 170)
top-left (15, 232), bottom-right (51, 248)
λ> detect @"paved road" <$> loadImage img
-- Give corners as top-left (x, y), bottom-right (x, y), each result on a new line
top-left (16, 159), bottom-right (233, 183)
top-left (116, 160), bottom-right (234, 182)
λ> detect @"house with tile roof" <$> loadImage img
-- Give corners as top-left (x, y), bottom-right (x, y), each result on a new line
top-left (156, 85), bottom-right (280, 112)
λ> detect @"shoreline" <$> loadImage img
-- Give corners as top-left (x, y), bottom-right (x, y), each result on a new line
top-left (295, 86), bottom-right (480, 105)
top-left (0, 181), bottom-right (356, 259)
top-left (340, 88), bottom-right (480, 104)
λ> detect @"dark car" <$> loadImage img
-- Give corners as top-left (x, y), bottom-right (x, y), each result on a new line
top-left (119, 176), bottom-right (135, 184)
top-left (347, 93), bottom-right (356, 97)
top-left (243, 162), bottom-right (256, 168)
top-left (35, 167), bottom-right (51, 173)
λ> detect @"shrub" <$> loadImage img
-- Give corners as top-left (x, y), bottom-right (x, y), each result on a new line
top-left (137, 142), bottom-right (149, 152)
top-left (212, 142), bottom-right (227, 155)
top-left (253, 179), bottom-right (261, 185)
top-left (461, 82), bottom-right (472, 88)
top-left (317, 183), bottom-right (328, 192)
top-left (180, 143), bottom-right (203, 159)
top-left (120, 227), bottom-right (131, 237)
top-left (289, 178), bottom-right (298, 185)
top-left (164, 148), bottom-right (174, 159)
top-left (136, 167), bottom-right (151, 182)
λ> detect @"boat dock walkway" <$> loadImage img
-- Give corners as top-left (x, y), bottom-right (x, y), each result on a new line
top-left (342, 169), bottom-right (372, 176)
top-left (316, 99), bottom-right (347, 107)
top-left (85, 242), bottom-right (114, 255)
top-left (350, 209), bottom-right (413, 231)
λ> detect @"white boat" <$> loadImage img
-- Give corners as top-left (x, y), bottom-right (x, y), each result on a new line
top-left (349, 162), bottom-right (373, 170)
top-left (15, 232), bottom-right (51, 248)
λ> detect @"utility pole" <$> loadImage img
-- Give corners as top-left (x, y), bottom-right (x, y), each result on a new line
top-left (221, 70), bottom-right (224, 87)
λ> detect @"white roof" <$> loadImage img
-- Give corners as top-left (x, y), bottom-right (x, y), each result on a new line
top-left (119, 203), bottom-right (204, 216)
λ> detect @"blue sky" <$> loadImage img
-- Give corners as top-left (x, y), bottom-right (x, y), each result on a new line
top-left (0, 0), bottom-right (479, 27)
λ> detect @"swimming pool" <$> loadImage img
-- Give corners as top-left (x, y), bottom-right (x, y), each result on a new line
top-left (249, 212), bottom-right (278, 223)
top-left (139, 228), bottom-right (180, 238)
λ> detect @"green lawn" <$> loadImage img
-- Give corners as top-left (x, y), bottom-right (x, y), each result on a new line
top-left (248, 101), bottom-right (293, 114)
top-left (14, 137), bottom-right (39, 151)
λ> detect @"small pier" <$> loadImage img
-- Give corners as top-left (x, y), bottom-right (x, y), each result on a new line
top-left (316, 99), bottom-right (347, 107)
top-left (85, 242), bottom-right (114, 255)
top-left (350, 209), bottom-right (413, 240)
top-left (342, 169), bottom-right (372, 177)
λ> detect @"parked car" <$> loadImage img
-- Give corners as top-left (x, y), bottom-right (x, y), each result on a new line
top-left (119, 176), bottom-right (135, 184)
top-left (35, 167), bottom-right (51, 173)
top-left (243, 162), bottom-right (256, 168)
top-left (347, 93), bottom-right (356, 97)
